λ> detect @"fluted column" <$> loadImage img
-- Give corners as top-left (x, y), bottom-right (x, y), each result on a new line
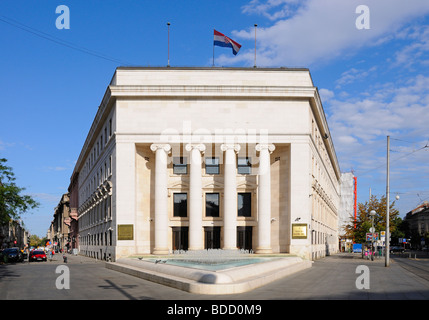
top-left (255, 143), bottom-right (275, 254)
top-left (185, 143), bottom-right (206, 250)
top-left (150, 143), bottom-right (171, 254)
top-left (221, 143), bottom-right (241, 250)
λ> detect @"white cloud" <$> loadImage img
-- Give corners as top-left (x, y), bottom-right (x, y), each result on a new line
top-left (327, 74), bottom-right (429, 173)
top-left (220, 0), bottom-right (429, 67)
top-left (241, 0), bottom-right (301, 21)
top-left (0, 140), bottom-right (15, 150)
top-left (319, 88), bottom-right (334, 103)
top-left (392, 25), bottom-right (429, 69)
top-left (335, 66), bottom-right (377, 88)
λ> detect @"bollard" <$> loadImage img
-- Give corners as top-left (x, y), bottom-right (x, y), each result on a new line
top-left (63, 255), bottom-right (68, 263)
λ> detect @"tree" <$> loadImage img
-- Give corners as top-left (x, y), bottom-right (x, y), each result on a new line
top-left (29, 234), bottom-right (42, 247)
top-left (0, 158), bottom-right (40, 224)
top-left (343, 195), bottom-right (401, 244)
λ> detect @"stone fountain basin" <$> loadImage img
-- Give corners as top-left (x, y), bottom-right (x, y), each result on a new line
top-left (106, 255), bottom-right (312, 294)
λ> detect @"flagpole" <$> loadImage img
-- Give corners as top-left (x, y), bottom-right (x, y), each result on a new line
top-left (213, 35), bottom-right (215, 67)
top-left (254, 24), bottom-right (257, 68)
top-left (167, 22), bottom-right (170, 67)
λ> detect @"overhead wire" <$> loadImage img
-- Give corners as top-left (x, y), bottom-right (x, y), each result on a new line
top-left (0, 14), bottom-right (135, 66)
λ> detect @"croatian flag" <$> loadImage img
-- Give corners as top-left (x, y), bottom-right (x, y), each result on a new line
top-left (213, 29), bottom-right (242, 55)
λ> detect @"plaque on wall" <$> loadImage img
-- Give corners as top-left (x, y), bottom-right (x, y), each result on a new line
top-left (118, 224), bottom-right (134, 240)
top-left (292, 223), bottom-right (307, 239)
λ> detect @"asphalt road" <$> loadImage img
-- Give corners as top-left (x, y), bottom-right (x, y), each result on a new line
top-left (1, 252), bottom-right (428, 301)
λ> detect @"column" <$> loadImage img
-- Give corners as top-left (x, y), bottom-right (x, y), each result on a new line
top-left (221, 143), bottom-right (241, 250)
top-left (185, 143), bottom-right (206, 251)
top-left (255, 143), bottom-right (275, 253)
top-left (150, 143), bottom-right (171, 254)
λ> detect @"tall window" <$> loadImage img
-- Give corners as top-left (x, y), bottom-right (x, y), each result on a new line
top-left (173, 193), bottom-right (187, 217)
top-left (238, 193), bottom-right (252, 217)
top-left (205, 157), bottom-right (219, 174)
top-left (172, 227), bottom-right (188, 251)
top-left (237, 157), bottom-right (252, 174)
top-left (237, 226), bottom-right (253, 250)
top-left (173, 157), bottom-right (187, 175)
top-left (205, 193), bottom-right (220, 217)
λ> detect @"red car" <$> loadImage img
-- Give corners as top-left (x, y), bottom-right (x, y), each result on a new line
top-left (29, 250), bottom-right (47, 262)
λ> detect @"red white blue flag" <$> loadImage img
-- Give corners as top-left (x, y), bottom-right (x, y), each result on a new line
top-left (213, 29), bottom-right (241, 55)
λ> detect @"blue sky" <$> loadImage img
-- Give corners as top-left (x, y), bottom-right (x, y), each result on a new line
top-left (1, 0), bottom-right (428, 237)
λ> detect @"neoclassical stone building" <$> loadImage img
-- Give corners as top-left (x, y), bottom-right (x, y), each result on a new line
top-left (71, 67), bottom-right (341, 261)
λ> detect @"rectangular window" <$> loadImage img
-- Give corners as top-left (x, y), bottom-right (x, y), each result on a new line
top-left (205, 193), bottom-right (220, 217)
top-left (173, 157), bottom-right (187, 175)
top-left (237, 157), bottom-right (252, 175)
top-left (204, 227), bottom-right (221, 249)
top-left (173, 193), bottom-right (187, 217)
top-left (205, 157), bottom-right (219, 174)
top-left (237, 226), bottom-right (253, 250)
top-left (238, 193), bottom-right (252, 217)
top-left (172, 227), bottom-right (189, 251)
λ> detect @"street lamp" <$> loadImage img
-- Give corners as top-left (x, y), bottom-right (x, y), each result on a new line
top-left (369, 210), bottom-right (376, 261)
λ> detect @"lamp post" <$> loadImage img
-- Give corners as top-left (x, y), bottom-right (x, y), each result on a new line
top-left (369, 210), bottom-right (376, 261)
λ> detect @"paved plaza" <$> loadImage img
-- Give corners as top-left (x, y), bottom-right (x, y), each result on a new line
top-left (1, 252), bottom-right (428, 301)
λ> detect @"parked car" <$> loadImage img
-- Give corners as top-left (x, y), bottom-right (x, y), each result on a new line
top-left (390, 246), bottom-right (405, 253)
top-left (1, 248), bottom-right (24, 263)
top-left (29, 250), bottom-right (47, 262)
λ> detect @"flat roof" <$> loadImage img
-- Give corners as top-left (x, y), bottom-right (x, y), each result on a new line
top-left (116, 66), bottom-right (310, 72)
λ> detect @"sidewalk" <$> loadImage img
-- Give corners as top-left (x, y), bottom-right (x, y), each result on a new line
top-left (45, 252), bottom-right (103, 265)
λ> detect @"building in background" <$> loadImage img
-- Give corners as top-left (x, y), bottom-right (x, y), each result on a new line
top-left (71, 67), bottom-right (341, 261)
top-left (338, 172), bottom-right (356, 252)
top-left (48, 193), bottom-right (71, 253)
top-left (68, 172), bottom-right (79, 251)
top-left (404, 201), bottom-right (429, 249)
top-left (0, 220), bottom-right (29, 249)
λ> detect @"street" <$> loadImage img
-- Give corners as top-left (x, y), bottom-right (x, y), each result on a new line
top-left (1, 252), bottom-right (428, 301)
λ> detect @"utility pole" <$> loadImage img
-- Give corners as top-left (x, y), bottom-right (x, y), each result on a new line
top-left (386, 135), bottom-right (390, 267)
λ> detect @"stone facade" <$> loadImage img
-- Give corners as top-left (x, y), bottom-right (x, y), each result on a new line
top-left (49, 193), bottom-right (71, 252)
top-left (72, 67), bottom-right (341, 261)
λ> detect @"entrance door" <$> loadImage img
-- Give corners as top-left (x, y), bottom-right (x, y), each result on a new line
top-left (204, 227), bottom-right (221, 249)
top-left (237, 226), bottom-right (252, 250)
top-left (172, 227), bottom-right (188, 251)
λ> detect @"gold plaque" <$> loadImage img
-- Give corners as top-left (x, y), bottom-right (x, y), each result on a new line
top-left (292, 223), bottom-right (307, 239)
top-left (118, 224), bottom-right (134, 240)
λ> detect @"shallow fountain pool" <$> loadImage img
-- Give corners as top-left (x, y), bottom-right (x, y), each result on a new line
top-left (146, 256), bottom-right (276, 271)
top-left (143, 249), bottom-right (278, 271)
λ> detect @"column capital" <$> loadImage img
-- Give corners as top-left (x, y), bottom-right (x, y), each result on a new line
top-left (220, 143), bottom-right (241, 153)
top-left (255, 143), bottom-right (275, 154)
top-left (185, 143), bottom-right (206, 153)
top-left (150, 143), bottom-right (171, 153)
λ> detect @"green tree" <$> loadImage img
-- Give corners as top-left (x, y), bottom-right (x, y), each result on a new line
top-left (344, 195), bottom-right (401, 244)
top-left (29, 234), bottom-right (41, 247)
top-left (0, 158), bottom-right (40, 224)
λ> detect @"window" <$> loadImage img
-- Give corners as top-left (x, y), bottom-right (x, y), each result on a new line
top-left (238, 193), bottom-right (251, 217)
top-left (237, 157), bottom-right (252, 174)
top-left (237, 226), bottom-right (253, 250)
top-left (173, 157), bottom-right (187, 174)
top-left (204, 227), bottom-right (221, 249)
top-left (205, 193), bottom-right (220, 217)
top-left (172, 227), bottom-right (188, 251)
top-left (173, 193), bottom-right (187, 217)
top-left (205, 157), bottom-right (219, 174)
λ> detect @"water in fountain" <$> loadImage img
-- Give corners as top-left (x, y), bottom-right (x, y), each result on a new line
top-left (171, 249), bottom-right (253, 265)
